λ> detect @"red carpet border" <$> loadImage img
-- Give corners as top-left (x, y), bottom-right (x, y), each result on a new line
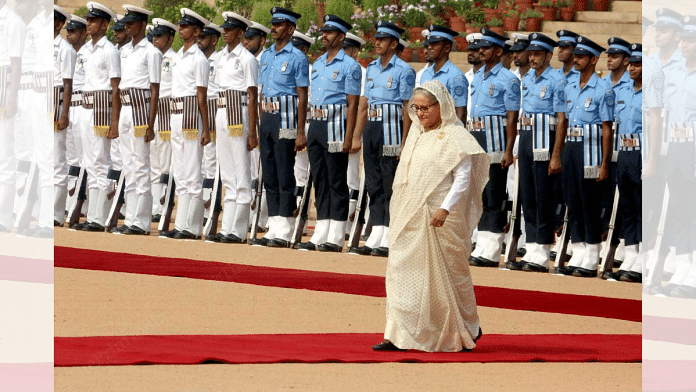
top-left (54, 333), bottom-right (641, 367)
top-left (55, 246), bottom-right (640, 322)
top-left (643, 315), bottom-right (696, 346)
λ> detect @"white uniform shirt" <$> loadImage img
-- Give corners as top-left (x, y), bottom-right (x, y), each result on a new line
top-left (159, 48), bottom-right (178, 99)
top-left (207, 51), bottom-right (220, 99)
top-left (0, 5), bottom-right (25, 65)
top-left (22, 11), bottom-right (46, 72)
top-left (415, 63), bottom-right (431, 87)
top-left (119, 38), bottom-right (162, 90)
top-left (172, 43), bottom-right (208, 98)
top-left (360, 64), bottom-right (366, 97)
top-left (215, 43), bottom-right (258, 92)
top-left (465, 67), bottom-right (476, 122)
top-left (73, 45), bottom-right (88, 92)
top-left (54, 35), bottom-right (76, 88)
top-left (82, 36), bottom-right (121, 92)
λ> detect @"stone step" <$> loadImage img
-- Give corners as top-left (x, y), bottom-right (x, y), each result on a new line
top-left (408, 59), bottom-right (612, 76)
top-left (506, 31), bottom-right (641, 44)
top-left (611, 1), bottom-right (642, 13)
top-left (575, 11), bottom-right (640, 24)
top-left (541, 21), bottom-right (641, 35)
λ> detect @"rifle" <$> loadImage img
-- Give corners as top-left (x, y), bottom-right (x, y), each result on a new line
top-left (249, 154), bottom-right (263, 243)
top-left (158, 162), bottom-right (176, 232)
top-left (105, 169), bottom-right (125, 232)
top-left (290, 167), bottom-right (312, 248)
top-left (67, 165), bottom-right (87, 228)
top-left (646, 183), bottom-right (670, 292)
top-left (599, 185), bottom-right (620, 279)
top-left (552, 205), bottom-right (571, 274)
top-left (502, 163), bottom-right (521, 268)
top-left (202, 165), bottom-right (222, 237)
top-left (348, 164), bottom-right (368, 250)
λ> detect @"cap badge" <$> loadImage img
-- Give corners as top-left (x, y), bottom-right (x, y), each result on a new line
top-left (272, 7), bottom-right (277, 13)
top-left (325, 15), bottom-right (329, 21)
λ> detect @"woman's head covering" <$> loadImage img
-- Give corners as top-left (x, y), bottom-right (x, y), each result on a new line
top-left (408, 80), bottom-right (461, 131)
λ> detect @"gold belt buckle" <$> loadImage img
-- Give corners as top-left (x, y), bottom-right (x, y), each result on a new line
top-left (312, 109), bottom-right (324, 119)
top-left (368, 108), bottom-right (381, 118)
top-left (521, 117), bottom-right (533, 127)
top-left (217, 97), bottom-right (226, 107)
top-left (620, 137), bottom-right (637, 148)
top-left (672, 127), bottom-right (692, 138)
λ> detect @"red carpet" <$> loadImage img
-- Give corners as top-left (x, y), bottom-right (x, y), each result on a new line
top-left (54, 246), bottom-right (640, 322)
top-left (643, 315), bottom-right (696, 345)
top-left (54, 333), bottom-right (641, 366)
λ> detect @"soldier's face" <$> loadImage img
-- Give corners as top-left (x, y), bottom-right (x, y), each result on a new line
top-left (54, 19), bottom-right (65, 37)
top-left (655, 26), bottom-right (680, 48)
top-left (467, 48), bottom-right (480, 64)
top-left (513, 50), bottom-right (529, 67)
top-left (86, 17), bottom-right (107, 37)
top-left (679, 36), bottom-right (696, 59)
top-left (223, 28), bottom-right (241, 46)
top-left (628, 62), bottom-right (641, 81)
top-left (124, 20), bottom-right (145, 39)
top-left (152, 34), bottom-right (172, 52)
top-left (528, 50), bottom-right (549, 70)
top-left (606, 53), bottom-right (627, 71)
top-left (197, 34), bottom-right (217, 52)
top-left (112, 30), bottom-right (128, 44)
top-left (271, 22), bottom-right (293, 41)
top-left (321, 30), bottom-right (342, 49)
top-left (573, 54), bottom-right (592, 71)
top-left (179, 24), bottom-right (199, 41)
top-left (66, 28), bottom-right (87, 46)
top-left (374, 37), bottom-right (396, 55)
top-left (557, 45), bottom-right (573, 62)
top-left (479, 45), bottom-right (498, 63)
top-left (343, 46), bottom-right (359, 60)
top-left (428, 40), bottom-right (450, 61)
top-left (244, 35), bottom-right (265, 54)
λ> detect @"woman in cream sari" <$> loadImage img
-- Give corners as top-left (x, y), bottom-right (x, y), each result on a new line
top-left (373, 80), bottom-right (490, 352)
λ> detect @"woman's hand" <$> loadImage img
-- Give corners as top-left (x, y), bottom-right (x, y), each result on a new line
top-left (430, 208), bottom-right (449, 227)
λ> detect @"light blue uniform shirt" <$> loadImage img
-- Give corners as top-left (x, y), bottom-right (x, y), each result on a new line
top-left (521, 66), bottom-right (567, 115)
top-left (645, 48), bottom-right (685, 110)
top-left (363, 54), bottom-right (416, 105)
top-left (604, 70), bottom-right (632, 121)
top-left (310, 49), bottom-right (362, 105)
top-left (469, 61), bottom-right (521, 117)
top-left (419, 59), bottom-right (468, 108)
top-left (258, 42), bottom-right (310, 98)
top-left (617, 83), bottom-right (642, 135)
top-left (564, 72), bottom-right (614, 126)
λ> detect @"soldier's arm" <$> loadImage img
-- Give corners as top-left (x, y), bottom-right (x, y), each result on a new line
top-left (147, 82), bottom-right (160, 143)
top-left (247, 85), bottom-right (258, 150)
top-left (598, 120), bottom-right (612, 181)
top-left (351, 96), bottom-right (368, 154)
top-left (344, 94), bottom-right (359, 153)
top-left (58, 79), bottom-right (72, 131)
top-left (402, 99), bottom-right (412, 146)
top-left (456, 106), bottom-right (466, 122)
top-left (296, 86), bottom-right (308, 151)
top-left (549, 111), bottom-right (566, 175)
top-left (108, 77), bottom-right (121, 139)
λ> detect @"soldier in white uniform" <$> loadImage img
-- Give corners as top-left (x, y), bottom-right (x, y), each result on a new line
top-left (150, 18), bottom-right (178, 222)
top-left (80, 2), bottom-right (121, 232)
top-left (207, 12), bottom-right (259, 243)
top-left (197, 22), bottom-right (222, 226)
top-left (53, 6), bottom-right (77, 230)
top-left (64, 15), bottom-right (89, 227)
top-left (159, 8), bottom-right (211, 240)
top-left (116, 4), bottom-right (162, 235)
top-left (108, 14), bottom-right (128, 180)
top-left (0, 0), bottom-right (26, 232)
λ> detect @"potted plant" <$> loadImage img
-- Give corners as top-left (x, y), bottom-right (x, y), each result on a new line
top-left (482, 0), bottom-right (500, 21)
top-left (500, 2), bottom-right (520, 31)
top-left (450, 0), bottom-right (473, 31)
top-left (358, 50), bottom-right (377, 67)
top-left (593, 0), bottom-right (609, 11)
top-left (573, 0), bottom-right (588, 11)
top-left (515, 0), bottom-right (534, 13)
top-left (556, 0), bottom-right (574, 21)
top-left (463, 2), bottom-right (485, 30)
top-left (487, 17), bottom-right (505, 34)
top-left (351, 10), bottom-right (376, 40)
top-left (466, 20), bottom-right (486, 35)
top-left (535, 0), bottom-right (557, 21)
top-left (520, 8), bottom-right (543, 31)
top-left (402, 6), bottom-right (429, 40)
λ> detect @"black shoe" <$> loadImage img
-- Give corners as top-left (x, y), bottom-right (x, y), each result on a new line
top-left (505, 260), bottom-right (527, 270)
top-left (118, 212), bottom-right (125, 220)
top-left (110, 224), bottom-right (129, 234)
top-left (619, 271), bottom-right (642, 283)
top-left (151, 214), bottom-right (161, 223)
top-left (318, 242), bottom-right (342, 252)
top-left (159, 229), bottom-right (179, 238)
top-left (348, 245), bottom-right (372, 255)
top-left (603, 270), bottom-right (624, 281)
top-left (371, 247), bottom-right (389, 257)
top-left (572, 267), bottom-right (597, 277)
top-left (221, 233), bottom-right (245, 244)
top-left (297, 241), bottom-right (318, 251)
top-left (522, 262), bottom-right (549, 273)
top-left (124, 226), bottom-right (149, 235)
top-left (462, 327), bottom-right (484, 352)
top-left (83, 222), bottom-right (106, 232)
top-left (475, 256), bottom-right (499, 268)
top-left (205, 232), bottom-right (223, 243)
top-left (174, 230), bottom-right (198, 240)
top-left (26, 226), bottom-right (53, 238)
top-left (68, 222), bottom-right (85, 231)
top-left (372, 340), bottom-right (404, 351)
top-left (0, 224), bottom-right (9, 233)
top-left (670, 285), bottom-right (696, 299)
top-left (54, 220), bottom-right (62, 227)
top-left (550, 251), bottom-right (557, 261)
top-left (469, 255), bottom-right (483, 266)
top-left (558, 265), bottom-right (577, 275)
top-left (267, 238), bottom-right (290, 248)
top-left (249, 237), bottom-right (269, 247)
top-left (516, 248), bottom-right (527, 258)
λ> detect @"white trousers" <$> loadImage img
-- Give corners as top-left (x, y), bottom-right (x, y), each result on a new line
top-left (170, 113), bottom-right (203, 200)
top-left (118, 107), bottom-right (151, 196)
top-left (347, 151), bottom-right (360, 191)
top-left (294, 149), bottom-right (309, 188)
top-left (80, 106), bottom-right (112, 191)
top-left (216, 108), bottom-right (252, 205)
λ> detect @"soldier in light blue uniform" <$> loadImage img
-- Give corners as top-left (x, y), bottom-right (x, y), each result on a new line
top-left (555, 30), bottom-right (579, 82)
top-left (254, 7), bottom-right (310, 247)
top-left (560, 36), bottom-right (614, 278)
top-left (349, 21), bottom-right (415, 257)
top-left (468, 28), bottom-right (520, 267)
top-left (297, 15), bottom-right (361, 252)
top-left (419, 24), bottom-right (468, 122)
top-left (509, 33), bottom-right (567, 273)
top-left (604, 43), bottom-right (642, 283)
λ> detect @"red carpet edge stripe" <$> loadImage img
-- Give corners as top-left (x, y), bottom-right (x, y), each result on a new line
top-left (54, 246), bottom-right (641, 322)
top-left (54, 333), bottom-right (641, 366)
top-left (643, 315), bottom-right (696, 346)
top-left (0, 255), bottom-right (53, 285)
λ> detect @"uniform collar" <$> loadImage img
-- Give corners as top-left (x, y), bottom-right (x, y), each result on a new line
top-left (579, 72), bottom-right (599, 90)
top-left (532, 65), bottom-right (555, 80)
top-left (482, 61), bottom-right (503, 77)
top-left (376, 52), bottom-right (398, 71)
top-left (432, 60), bottom-right (453, 76)
top-left (165, 47), bottom-right (176, 57)
top-left (605, 70), bottom-right (631, 87)
top-left (273, 41), bottom-right (296, 55)
top-left (181, 42), bottom-right (199, 57)
top-left (322, 48), bottom-right (346, 65)
top-left (89, 35), bottom-right (109, 49)
top-left (54, 34), bottom-right (63, 45)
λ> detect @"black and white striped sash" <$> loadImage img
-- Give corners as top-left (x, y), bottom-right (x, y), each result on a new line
top-left (19, 71), bottom-right (32, 90)
top-left (82, 91), bottom-right (112, 137)
top-left (53, 86), bottom-right (63, 130)
top-left (171, 96), bottom-right (199, 140)
top-left (120, 89), bottom-right (151, 137)
top-left (566, 124), bottom-right (603, 179)
top-left (70, 91), bottom-right (83, 107)
top-left (33, 71), bottom-right (52, 93)
top-left (218, 89), bottom-right (247, 137)
top-left (207, 98), bottom-right (217, 141)
top-left (469, 115), bottom-right (507, 164)
top-left (520, 113), bottom-right (557, 161)
top-left (157, 97), bottom-right (173, 141)
top-left (368, 103), bottom-right (402, 157)
top-left (0, 67), bottom-right (8, 109)
top-left (263, 96), bottom-right (299, 139)
top-left (311, 104), bottom-right (346, 153)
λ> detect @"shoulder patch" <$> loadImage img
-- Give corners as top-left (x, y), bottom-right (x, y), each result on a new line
top-left (406, 73), bottom-right (415, 86)
top-left (606, 89), bottom-right (615, 106)
top-left (558, 88), bottom-right (565, 102)
top-left (510, 79), bottom-right (520, 95)
top-left (453, 76), bottom-right (465, 96)
top-left (350, 64), bottom-right (361, 81)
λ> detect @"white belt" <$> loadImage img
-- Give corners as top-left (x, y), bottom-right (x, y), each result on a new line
top-left (170, 101), bottom-right (184, 111)
top-left (83, 94), bottom-right (94, 105)
top-left (568, 126), bottom-right (584, 137)
top-left (520, 115), bottom-right (558, 127)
